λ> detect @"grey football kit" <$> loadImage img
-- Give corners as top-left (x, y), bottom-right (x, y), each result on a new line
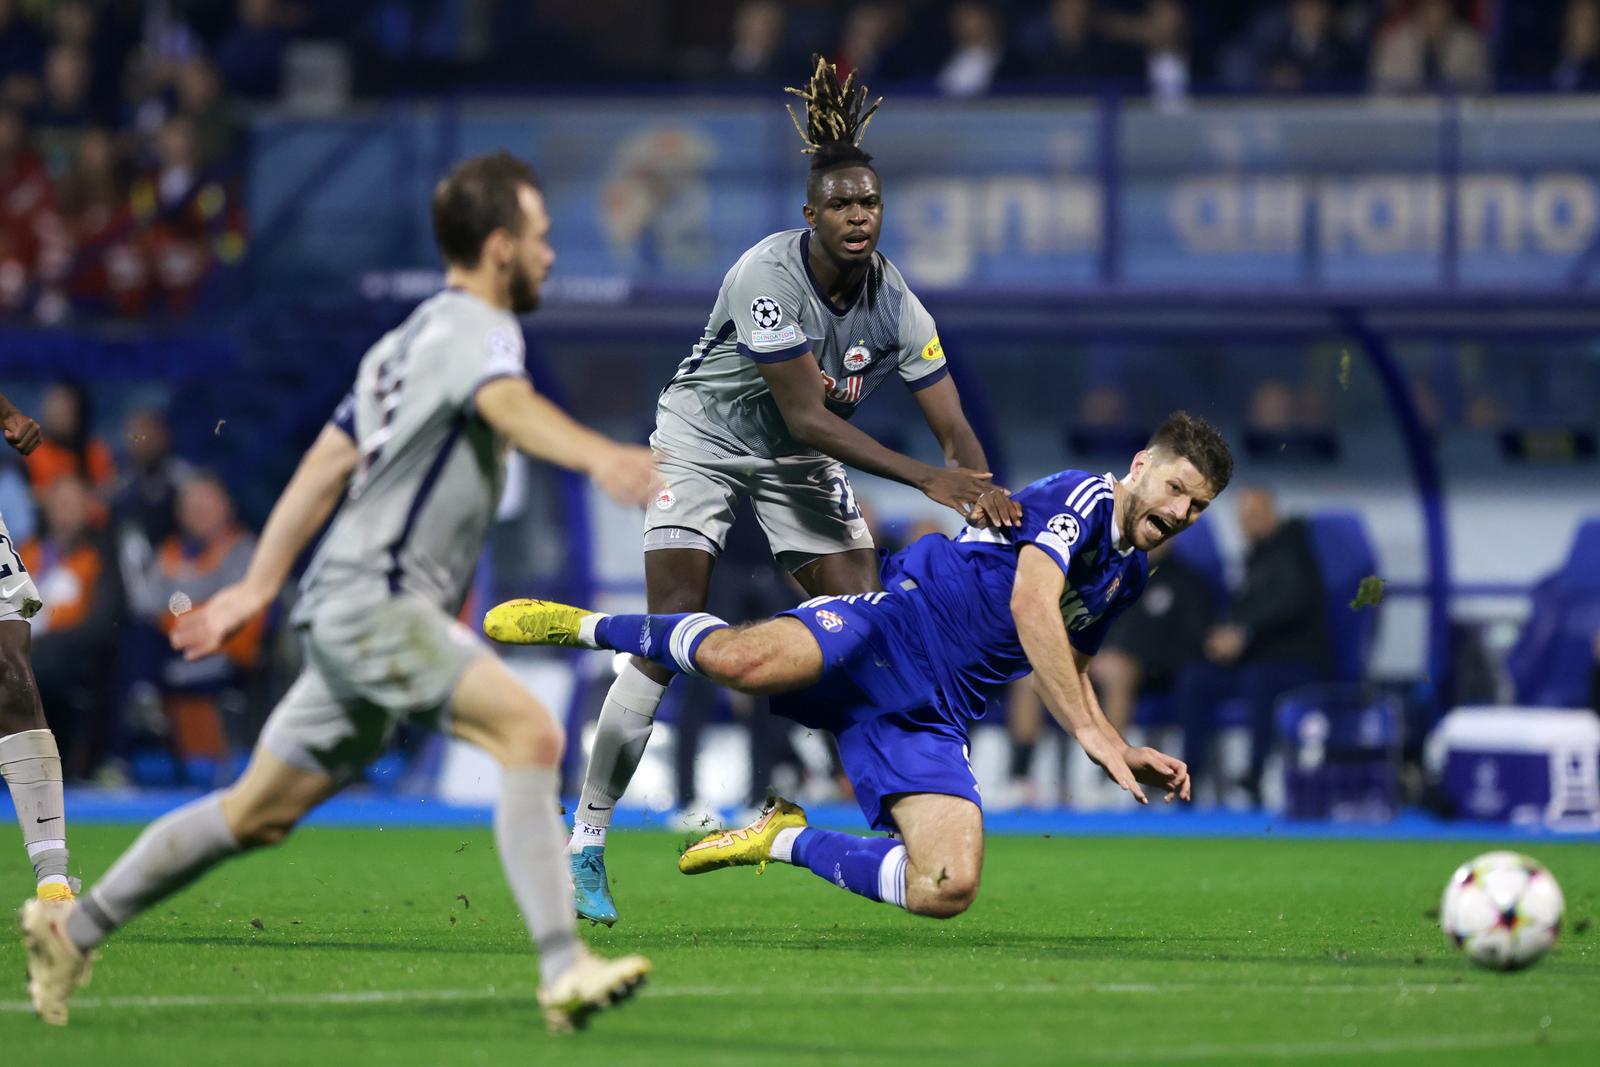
top-left (0, 512), bottom-right (41, 622)
top-left (649, 228), bottom-right (948, 566)
top-left (263, 288), bottom-right (527, 780)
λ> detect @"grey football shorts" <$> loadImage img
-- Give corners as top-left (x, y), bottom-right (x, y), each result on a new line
top-left (0, 512), bottom-right (41, 623)
top-left (260, 588), bottom-right (489, 783)
top-left (643, 449), bottom-right (874, 566)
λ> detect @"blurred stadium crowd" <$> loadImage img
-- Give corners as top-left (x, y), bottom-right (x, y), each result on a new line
top-left (5, 1), bottom-right (1600, 818)
top-left (7, 1), bottom-right (1600, 325)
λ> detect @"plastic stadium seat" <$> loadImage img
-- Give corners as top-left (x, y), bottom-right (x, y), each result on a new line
top-left (1306, 512), bottom-right (1380, 685)
top-left (1507, 518), bottom-right (1600, 707)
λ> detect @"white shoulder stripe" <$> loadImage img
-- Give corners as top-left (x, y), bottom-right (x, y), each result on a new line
top-left (1065, 475), bottom-right (1114, 512)
top-left (1074, 487), bottom-right (1113, 516)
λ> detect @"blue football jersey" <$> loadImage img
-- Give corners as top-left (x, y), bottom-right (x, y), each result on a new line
top-left (881, 469), bottom-right (1149, 722)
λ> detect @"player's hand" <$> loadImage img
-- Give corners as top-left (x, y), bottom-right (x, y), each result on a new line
top-left (1123, 745), bottom-right (1191, 804)
top-left (917, 466), bottom-right (994, 520)
top-left (589, 443), bottom-right (659, 509)
top-left (1078, 729), bottom-right (1148, 805)
top-left (1, 411), bottom-right (42, 455)
top-left (171, 581), bottom-right (272, 662)
top-left (965, 485), bottom-right (1022, 529)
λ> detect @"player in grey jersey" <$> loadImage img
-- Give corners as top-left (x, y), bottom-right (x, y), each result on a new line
top-left (565, 57), bottom-right (1023, 925)
top-left (19, 153), bottom-right (657, 1032)
top-left (0, 391), bottom-right (75, 921)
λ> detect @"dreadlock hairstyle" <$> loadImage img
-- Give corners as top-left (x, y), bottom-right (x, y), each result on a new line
top-left (785, 55), bottom-right (882, 202)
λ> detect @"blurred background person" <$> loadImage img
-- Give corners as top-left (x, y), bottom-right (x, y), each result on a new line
top-left (1370, 0), bottom-right (1490, 94)
top-left (1176, 485), bottom-right (1332, 805)
top-left (18, 473), bottom-right (121, 778)
top-left (938, 1), bottom-right (1008, 98)
top-left (123, 472), bottom-right (262, 782)
top-left (1553, 0), bottom-right (1600, 92)
top-left (24, 382), bottom-right (114, 509)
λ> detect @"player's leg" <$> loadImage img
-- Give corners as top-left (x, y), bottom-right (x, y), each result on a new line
top-left (0, 616), bottom-right (72, 900)
top-left (446, 653), bottom-right (649, 1030)
top-left (791, 547), bottom-right (882, 598)
top-left (23, 675), bottom-right (343, 1026)
top-left (566, 545), bottom-right (713, 923)
top-left (564, 455), bottom-right (736, 923)
top-left (881, 793), bottom-right (984, 917)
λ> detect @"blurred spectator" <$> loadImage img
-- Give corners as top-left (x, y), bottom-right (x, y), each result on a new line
top-left (1018, 0), bottom-right (1143, 87)
top-left (125, 473), bottom-right (263, 769)
top-left (32, 42), bottom-right (101, 178)
top-left (1248, 378), bottom-right (1296, 431)
top-left (175, 57), bottom-right (238, 166)
top-left (1176, 486), bottom-right (1332, 804)
top-left (1553, 0), bottom-right (1600, 92)
top-left (0, 447), bottom-right (33, 544)
top-left (722, 0), bottom-right (790, 83)
top-left (1247, 0), bottom-right (1363, 92)
top-left (1104, 0), bottom-right (1191, 110)
top-left (114, 408), bottom-right (194, 548)
top-left (19, 474), bottom-right (121, 777)
top-left (938, 1), bottom-right (1007, 98)
top-left (0, 103), bottom-right (63, 315)
top-left (24, 381), bottom-right (115, 504)
top-left (1370, 0), bottom-right (1490, 94)
top-left (52, 0), bottom-right (131, 117)
top-left (216, 0), bottom-right (292, 100)
top-left (57, 126), bottom-right (149, 317)
top-left (833, 2), bottom-right (904, 82)
top-left (129, 114), bottom-right (247, 315)
top-left (0, 0), bottom-right (44, 107)
top-left (1088, 538), bottom-right (1217, 733)
top-left (1002, 678), bottom-right (1047, 807)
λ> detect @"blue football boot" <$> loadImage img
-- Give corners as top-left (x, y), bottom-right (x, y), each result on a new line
top-left (570, 846), bottom-right (619, 926)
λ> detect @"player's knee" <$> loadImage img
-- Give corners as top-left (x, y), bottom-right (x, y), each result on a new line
top-left (911, 867), bottom-right (980, 919)
top-left (495, 712), bottom-right (565, 769)
top-left (227, 804), bottom-right (300, 848)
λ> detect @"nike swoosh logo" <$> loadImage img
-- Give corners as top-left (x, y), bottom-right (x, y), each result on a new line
top-left (0, 581), bottom-right (26, 599)
top-left (585, 803), bottom-right (612, 812)
top-left (35, 816), bottom-right (60, 824)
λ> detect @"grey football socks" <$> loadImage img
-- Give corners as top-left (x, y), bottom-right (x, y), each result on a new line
top-left (495, 766), bottom-right (583, 986)
top-left (66, 792), bottom-right (240, 953)
top-left (570, 663), bottom-right (665, 850)
top-left (0, 729), bottom-right (70, 886)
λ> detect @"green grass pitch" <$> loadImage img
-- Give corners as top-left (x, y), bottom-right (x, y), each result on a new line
top-left (5, 826), bottom-right (1597, 1066)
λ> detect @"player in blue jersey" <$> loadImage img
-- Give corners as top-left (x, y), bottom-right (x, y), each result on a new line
top-left (486, 412), bottom-right (1231, 918)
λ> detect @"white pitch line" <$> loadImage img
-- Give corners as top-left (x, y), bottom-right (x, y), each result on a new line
top-left (1083, 1030), bottom-right (1586, 1063)
top-left (0, 979), bottom-right (1542, 1014)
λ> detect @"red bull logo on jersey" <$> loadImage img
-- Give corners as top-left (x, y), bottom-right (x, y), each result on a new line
top-left (842, 344), bottom-right (873, 373)
top-left (819, 371), bottom-right (864, 405)
top-left (655, 486), bottom-right (676, 511)
top-left (815, 609), bottom-right (846, 633)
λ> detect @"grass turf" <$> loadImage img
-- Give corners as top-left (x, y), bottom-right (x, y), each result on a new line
top-left (4, 826), bottom-right (1597, 1066)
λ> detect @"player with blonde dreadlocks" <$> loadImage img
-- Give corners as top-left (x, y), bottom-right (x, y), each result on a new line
top-left (521, 56), bottom-right (1021, 927)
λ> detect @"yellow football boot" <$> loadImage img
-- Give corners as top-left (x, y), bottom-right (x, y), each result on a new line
top-left (483, 598), bottom-right (598, 648)
top-left (35, 883), bottom-right (75, 904)
top-left (678, 797), bottom-right (807, 875)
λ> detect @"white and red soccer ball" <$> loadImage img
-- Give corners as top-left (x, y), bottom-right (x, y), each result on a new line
top-left (1440, 851), bottom-right (1565, 971)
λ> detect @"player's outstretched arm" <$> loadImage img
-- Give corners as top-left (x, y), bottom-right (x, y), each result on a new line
top-left (0, 389), bottom-right (41, 455)
top-left (172, 424), bottom-right (358, 661)
top-left (474, 377), bottom-right (655, 509)
top-left (1009, 546), bottom-right (1148, 803)
top-left (756, 355), bottom-right (994, 518)
top-left (912, 376), bottom-right (1020, 528)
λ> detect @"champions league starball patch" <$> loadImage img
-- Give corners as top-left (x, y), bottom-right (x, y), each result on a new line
top-left (751, 296), bottom-right (784, 330)
top-left (1047, 512), bottom-right (1081, 545)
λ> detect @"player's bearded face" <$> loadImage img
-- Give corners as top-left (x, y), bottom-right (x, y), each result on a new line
top-left (1124, 454), bottom-right (1214, 551)
top-left (508, 256), bottom-right (539, 314)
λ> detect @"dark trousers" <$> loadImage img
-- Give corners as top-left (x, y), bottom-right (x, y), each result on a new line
top-left (1175, 658), bottom-right (1327, 799)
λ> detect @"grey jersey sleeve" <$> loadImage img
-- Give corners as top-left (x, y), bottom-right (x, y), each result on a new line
top-left (460, 316), bottom-right (530, 410)
top-left (894, 287), bottom-right (948, 392)
top-left (724, 256), bottom-right (813, 364)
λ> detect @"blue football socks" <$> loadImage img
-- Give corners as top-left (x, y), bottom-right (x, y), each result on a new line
top-left (593, 612), bottom-right (728, 677)
top-left (786, 827), bottom-right (907, 908)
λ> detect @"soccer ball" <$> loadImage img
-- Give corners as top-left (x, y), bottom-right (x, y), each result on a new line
top-left (1440, 851), bottom-right (1564, 971)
